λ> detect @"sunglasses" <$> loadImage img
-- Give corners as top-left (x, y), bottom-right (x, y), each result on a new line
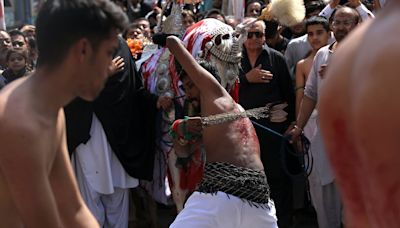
top-left (247, 31), bottom-right (264, 39)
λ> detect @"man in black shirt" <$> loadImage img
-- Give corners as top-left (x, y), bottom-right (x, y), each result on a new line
top-left (239, 18), bottom-right (295, 228)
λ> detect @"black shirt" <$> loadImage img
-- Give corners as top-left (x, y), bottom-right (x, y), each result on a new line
top-left (239, 45), bottom-right (295, 123)
top-left (239, 45), bottom-right (295, 178)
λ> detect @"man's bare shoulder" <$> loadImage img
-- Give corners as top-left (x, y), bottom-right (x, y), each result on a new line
top-left (296, 59), bottom-right (305, 70)
top-left (0, 78), bottom-right (42, 156)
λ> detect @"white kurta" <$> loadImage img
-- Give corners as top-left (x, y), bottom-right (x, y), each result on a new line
top-left (304, 44), bottom-right (342, 228)
top-left (73, 114), bottom-right (138, 193)
top-left (72, 114), bottom-right (138, 228)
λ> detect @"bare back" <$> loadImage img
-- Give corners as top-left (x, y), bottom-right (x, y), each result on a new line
top-left (0, 77), bottom-right (98, 227)
top-left (319, 7), bottom-right (400, 227)
top-left (200, 91), bottom-right (263, 171)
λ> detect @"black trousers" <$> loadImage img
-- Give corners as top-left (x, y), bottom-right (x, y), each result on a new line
top-left (255, 122), bottom-right (294, 228)
top-left (267, 176), bottom-right (293, 228)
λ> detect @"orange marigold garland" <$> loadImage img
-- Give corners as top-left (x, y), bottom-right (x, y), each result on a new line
top-left (126, 38), bottom-right (143, 57)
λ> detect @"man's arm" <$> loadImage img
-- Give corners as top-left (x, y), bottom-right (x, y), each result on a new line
top-left (166, 36), bottom-right (225, 97)
top-left (319, 0), bottom-right (340, 19)
top-left (348, 0), bottom-right (375, 20)
top-left (287, 55), bottom-right (319, 140)
top-left (50, 111), bottom-right (99, 228)
top-left (295, 61), bottom-right (306, 116)
top-left (0, 117), bottom-right (62, 227)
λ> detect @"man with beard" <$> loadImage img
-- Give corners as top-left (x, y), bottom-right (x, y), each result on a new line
top-left (287, 6), bottom-right (360, 228)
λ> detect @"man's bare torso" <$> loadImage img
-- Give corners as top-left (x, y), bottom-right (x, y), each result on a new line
top-left (320, 7), bottom-right (400, 227)
top-left (0, 77), bottom-right (63, 226)
top-left (200, 94), bottom-right (264, 171)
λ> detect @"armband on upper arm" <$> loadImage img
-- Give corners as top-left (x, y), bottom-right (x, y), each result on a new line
top-left (169, 116), bottom-right (201, 145)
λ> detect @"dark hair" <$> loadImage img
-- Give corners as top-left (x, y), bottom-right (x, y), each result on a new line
top-left (264, 20), bottom-right (279, 39)
top-left (305, 16), bottom-right (330, 32)
top-left (122, 22), bottom-right (140, 39)
top-left (204, 9), bottom-right (226, 23)
top-left (246, 0), bottom-right (265, 10)
top-left (182, 9), bottom-right (195, 21)
top-left (177, 59), bottom-right (220, 83)
top-left (6, 48), bottom-right (28, 62)
top-left (8, 29), bottom-right (26, 40)
top-left (35, 0), bottom-right (128, 67)
top-left (198, 59), bottom-right (220, 83)
top-left (305, 1), bottom-right (326, 17)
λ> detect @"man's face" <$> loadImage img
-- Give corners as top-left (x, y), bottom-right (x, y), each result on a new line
top-left (79, 33), bottom-right (119, 101)
top-left (182, 16), bottom-right (195, 29)
top-left (290, 22), bottom-right (306, 37)
top-left (307, 24), bottom-right (330, 51)
top-left (0, 31), bottom-right (12, 57)
top-left (11, 34), bottom-right (28, 52)
top-left (332, 10), bottom-right (358, 43)
top-left (136, 19), bottom-right (151, 38)
top-left (182, 76), bottom-right (200, 108)
top-left (20, 25), bottom-right (36, 40)
top-left (244, 21), bottom-right (265, 52)
top-left (246, 2), bottom-right (262, 17)
top-left (126, 27), bottom-right (143, 39)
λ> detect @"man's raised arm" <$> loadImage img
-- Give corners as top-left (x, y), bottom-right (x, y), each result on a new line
top-left (166, 36), bottom-right (224, 95)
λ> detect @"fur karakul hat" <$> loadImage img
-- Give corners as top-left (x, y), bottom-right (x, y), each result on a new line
top-left (259, 0), bottom-right (306, 26)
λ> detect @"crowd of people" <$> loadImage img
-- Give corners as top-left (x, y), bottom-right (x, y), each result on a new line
top-left (0, 0), bottom-right (396, 227)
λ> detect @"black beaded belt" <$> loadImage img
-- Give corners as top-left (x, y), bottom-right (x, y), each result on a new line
top-left (197, 162), bottom-right (270, 207)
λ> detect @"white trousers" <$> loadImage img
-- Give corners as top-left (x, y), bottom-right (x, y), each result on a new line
top-left (309, 180), bottom-right (342, 228)
top-left (73, 153), bottom-right (130, 228)
top-left (170, 191), bottom-right (278, 228)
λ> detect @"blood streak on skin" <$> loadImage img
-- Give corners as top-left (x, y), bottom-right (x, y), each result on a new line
top-left (234, 118), bottom-right (259, 149)
top-left (330, 118), bottom-right (368, 224)
top-left (332, 119), bottom-right (400, 227)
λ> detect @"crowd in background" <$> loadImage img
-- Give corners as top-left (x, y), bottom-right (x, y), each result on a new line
top-left (0, 0), bottom-right (386, 227)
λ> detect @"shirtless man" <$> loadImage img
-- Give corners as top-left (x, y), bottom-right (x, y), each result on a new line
top-left (166, 36), bottom-right (278, 227)
top-left (0, 0), bottom-right (127, 227)
top-left (319, 1), bottom-right (399, 227)
top-left (295, 16), bottom-right (330, 116)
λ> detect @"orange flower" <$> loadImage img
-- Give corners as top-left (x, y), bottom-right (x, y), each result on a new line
top-left (126, 38), bottom-right (143, 56)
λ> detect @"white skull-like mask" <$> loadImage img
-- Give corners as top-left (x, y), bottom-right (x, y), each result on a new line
top-left (182, 18), bottom-right (245, 91)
